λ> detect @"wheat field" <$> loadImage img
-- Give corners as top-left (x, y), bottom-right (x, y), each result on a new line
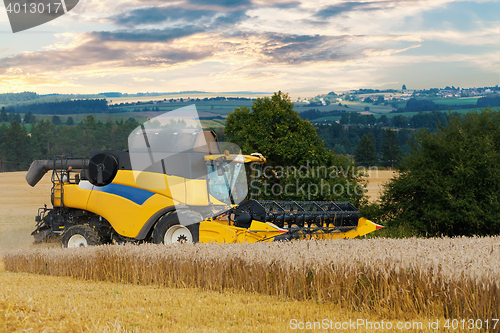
top-left (4, 237), bottom-right (499, 324)
top-left (2, 171), bottom-right (500, 332)
top-left (364, 169), bottom-right (396, 202)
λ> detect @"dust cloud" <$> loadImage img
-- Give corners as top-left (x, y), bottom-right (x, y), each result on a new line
top-left (0, 171), bottom-right (53, 253)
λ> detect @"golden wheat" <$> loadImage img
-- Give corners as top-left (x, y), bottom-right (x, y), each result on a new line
top-left (3, 237), bottom-right (499, 320)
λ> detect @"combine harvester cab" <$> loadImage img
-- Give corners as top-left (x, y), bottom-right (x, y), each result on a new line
top-left (26, 107), bottom-right (382, 247)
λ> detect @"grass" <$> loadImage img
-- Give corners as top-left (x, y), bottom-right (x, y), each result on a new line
top-left (3, 237), bottom-right (499, 323)
top-left (294, 101), bottom-right (394, 114)
top-left (433, 97), bottom-right (479, 105)
top-left (109, 93), bottom-right (270, 105)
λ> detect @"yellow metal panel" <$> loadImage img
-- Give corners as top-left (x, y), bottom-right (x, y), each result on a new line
top-left (86, 191), bottom-right (175, 238)
top-left (62, 183), bottom-right (91, 210)
top-left (199, 220), bottom-right (285, 244)
top-left (199, 221), bottom-right (237, 244)
top-left (112, 170), bottom-right (186, 204)
top-left (185, 179), bottom-right (208, 206)
top-left (313, 217), bottom-right (383, 240)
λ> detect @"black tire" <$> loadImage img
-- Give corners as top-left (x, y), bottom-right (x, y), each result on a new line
top-left (152, 211), bottom-right (201, 244)
top-left (62, 225), bottom-right (101, 248)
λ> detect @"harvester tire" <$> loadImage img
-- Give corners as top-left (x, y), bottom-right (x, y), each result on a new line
top-left (152, 211), bottom-right (201, 244)
top-left (62, 225), bottom-right (101, 248)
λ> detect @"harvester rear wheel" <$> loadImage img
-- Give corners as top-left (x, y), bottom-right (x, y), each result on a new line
top-left (62, 225), bottom-right (101, 248)
top-left (153, 211), bottom-right (200, 244)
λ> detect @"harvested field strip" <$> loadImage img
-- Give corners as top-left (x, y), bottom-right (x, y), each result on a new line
top-left (4, 237), bottom-right (500, 321)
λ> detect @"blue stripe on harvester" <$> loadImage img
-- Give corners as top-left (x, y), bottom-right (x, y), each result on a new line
top-left (95, 183), bottom-right (155, 205)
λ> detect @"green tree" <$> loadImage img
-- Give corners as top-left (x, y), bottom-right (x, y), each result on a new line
top-left (379, 129), bottom-right (402, 168)
top-left (340, 113), bottom-right (350, 124)
top-left (391, 115), bottom-right (408, 128)
top-left (379, 115), bottom-right (388, 124)
top-left (0, 107), bottom-right (7, 122)
top-left (30, 119), bottom-right (57, 159)
top-left (24, 111), bottom-right (35, 124)
top-left (355, 133), bottom-right (377, 167)
top-left (3, 121), bottom-right (30, 171)
top-left (379, 108), bottom-right (500, 236)
top-left (66, 116), bottom-right (75, 126)
top-left (225, 91), bottom-right (330, 167)
top-left (52, 115), bottom-right (62, 125)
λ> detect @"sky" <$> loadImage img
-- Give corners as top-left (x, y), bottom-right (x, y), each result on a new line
top-left (0, 0), bottom-right (498, 95)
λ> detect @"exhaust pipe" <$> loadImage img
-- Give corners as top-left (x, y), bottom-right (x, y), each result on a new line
top-left (26, 159), bottom-right (87, 187)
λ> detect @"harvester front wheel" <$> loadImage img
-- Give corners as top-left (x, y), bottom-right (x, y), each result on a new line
top-left (62, 225), bottom-right (101, 248)
top-left (153, 211), bottom-right (200, 244)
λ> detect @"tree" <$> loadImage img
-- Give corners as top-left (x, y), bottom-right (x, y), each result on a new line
top-left (0, 107), bottom-right (7, 122)
top-left (24, 111), bottom-right (35, 124)
top-left (355, 133), bottom-right (377, 167)
top-left (379, 129), bottom-right (401, 168)
top-left (3, 121), bottom-right (31, 171)
top-left (66, 116), bottom-right (75, 126)
top-left (363, 97), bottom-right (373, 103)
top-left (377, 96), bottom-right (385, 104)
top-left (379, 108), bottom-right (500, 236)
top-left (402, 84), bottom-right (407, 90)
top-left (225, 91), bottom-right (365, 203)
top-left (340, 113), bottom-right (350, 124)
top-left (52, 115), bottom-right (62, 125)
top-left (391, 115), bottom-right (408, 128)
top-left (379, 115), bottom-right (388, 124)
top-left (13, 113), bottom-right (21, 123)
top-left (225, 91), bottom-right (331, 167)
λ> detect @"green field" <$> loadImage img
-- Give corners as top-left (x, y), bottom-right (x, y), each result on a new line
top-left (432, 97), bottom-right (479, 105)
top-left (111, 99), bottom-right (255, 115)
top-left (108, 92), bottom-right (271, 105)
top-left (294, 101), bottom-right (394, 114)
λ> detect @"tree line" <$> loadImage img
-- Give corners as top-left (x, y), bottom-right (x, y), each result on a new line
top-left (0, 116), bottom-right (139, 172)
top-left (316, 122), bottom-right (412, 159)
top-left (1, 99), bottom-right (110, 115)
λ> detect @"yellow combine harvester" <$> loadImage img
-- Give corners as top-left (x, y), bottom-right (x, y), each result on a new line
top-left (26, 108), bottom-right (382, 247)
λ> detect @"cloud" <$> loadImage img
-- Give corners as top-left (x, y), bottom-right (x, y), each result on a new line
top-left (94, 26), bottom-right (204, 42)
top-left (110, 7), bottom-right (216, 27)
top-left (0, 0), bottom-right (497, 93)
top-left (314, 1), bottom-right (396, 19)
top-left (0, 30), bottom-right (215, 75)
top-left (132, 77), bottom-right (154, 82)
top-left (108, 5), bottom-right (250, 32)
top-left (188, 0), bottom-right (252, 8)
